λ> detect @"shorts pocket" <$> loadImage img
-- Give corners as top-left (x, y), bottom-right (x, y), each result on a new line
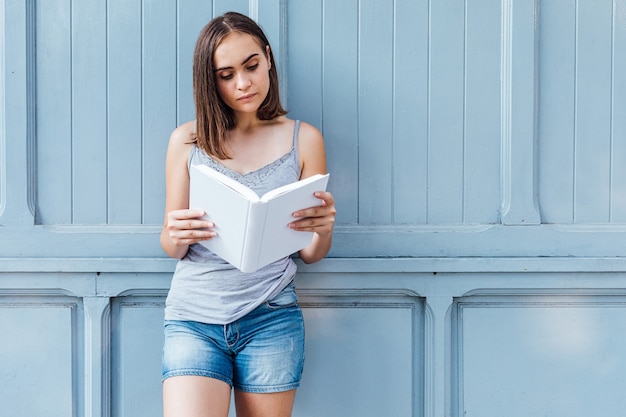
top-left (266, 282), bottom-right (298, 309)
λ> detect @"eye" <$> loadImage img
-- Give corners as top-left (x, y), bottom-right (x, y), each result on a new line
top-left (247, 63), bottom-right (259, 71)
top-left (219, 73), bottom-right (233, 80)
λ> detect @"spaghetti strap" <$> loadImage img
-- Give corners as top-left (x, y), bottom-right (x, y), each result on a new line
top-left (292, 120), bottom-right (301, 173)
top-left (292, 120), bottom-right (300, 147)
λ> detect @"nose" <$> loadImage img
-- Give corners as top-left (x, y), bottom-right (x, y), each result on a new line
top-left (236, 72), bottom-right (251, 90)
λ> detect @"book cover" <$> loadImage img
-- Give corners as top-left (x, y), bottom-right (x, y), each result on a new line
top-left (189, 164), bottom-right (330, 272)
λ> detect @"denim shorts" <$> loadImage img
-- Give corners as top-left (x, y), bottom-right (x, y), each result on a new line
top-left (162, 283), bottom-right (305, 393)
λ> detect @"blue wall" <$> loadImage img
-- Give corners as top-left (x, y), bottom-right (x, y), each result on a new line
top-left (2, 1), bottom-right (626, 416)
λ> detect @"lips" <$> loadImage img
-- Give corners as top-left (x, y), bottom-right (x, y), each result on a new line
top-left (237, 93), bottom-right (256, 101)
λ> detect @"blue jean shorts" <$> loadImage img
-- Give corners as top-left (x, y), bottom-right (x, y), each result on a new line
top-left (162, 282), bottom-right (305, 393)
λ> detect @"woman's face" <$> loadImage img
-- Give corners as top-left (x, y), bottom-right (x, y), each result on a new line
top-left (213, 32), bottom-right (271, 116)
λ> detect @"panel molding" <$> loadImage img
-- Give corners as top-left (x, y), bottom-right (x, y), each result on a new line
top-left (6, 255), bottom-right (626, 274)
top-left (424, 295), bottom-right (454, 417)
top-left (0, 293), bottom-right (84, 417)
top-left (500, 0), bottom-right (541, 225)
top-left (0, 0), bottom-right (36, 226)
top-left (84, 297), bottom-right (112, 417)
top-left (4, 223), bottom-right (626, 259)
top-left (110, 295), bottom-right (167, 417)
top-left (298, 289), bottom-right (425, 417)
top-left (451, 290), bottom-right (626, 416)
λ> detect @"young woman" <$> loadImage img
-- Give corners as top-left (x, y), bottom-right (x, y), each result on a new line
top-left (160, 12), bottom-right (336, 417)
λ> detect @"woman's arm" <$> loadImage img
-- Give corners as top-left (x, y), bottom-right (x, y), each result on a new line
top-left (290, 122), bottom-right (336, 264)
top-left (160, 123), bottom-right (216, 259)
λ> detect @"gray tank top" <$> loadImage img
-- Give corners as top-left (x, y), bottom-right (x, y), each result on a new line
top-left (164, 120), bottom-right (302, 325)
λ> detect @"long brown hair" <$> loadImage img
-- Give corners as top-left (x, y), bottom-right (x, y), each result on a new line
top-left (192, 12), bottom-right (287, 159)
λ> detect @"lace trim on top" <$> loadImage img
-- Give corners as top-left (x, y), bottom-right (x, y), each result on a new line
top-left (189, 120), bottom-right (301, 189)
top-left (190, 146), bottom-right (295, 189)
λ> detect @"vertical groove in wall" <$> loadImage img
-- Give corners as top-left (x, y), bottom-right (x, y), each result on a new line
top-left (0, 1), bottom-right (4, 217)
top-left (423, 301), bottom-right (435, 417)
top-left (500, 0), bottom-right (512, 220)
top-left (26, 0), bottom-right (37, 221)
top-left (100, 301), bottom-right (112, 417)
top-left (105, 0), bottom-right (109, 224)
top-left (356, 0), bottom-right (361, 224)
top-left (320, 0), bottom-right (325, 132)
top-left (609, 0), bottom-right (615, 222)
top-left (572, 0), bottom-right (578, 223)
top-left (391, 0), bottom-right (396, 224)
top-left (175, 0), bottom-right (179, 128)
top-left (426, 0), bottom-right (431, 223)
top-left (71, 301), bottom-right (84, 417)
top-left (70, 0), bottom-right (75, 224)
top-left (249, 0), bottom-right (258, 21)
top-left (278, 0), bottom-right (288, 106)
top-left (451, 300), bottom-right (465, 417)
top-left (462, 0), bottom-right (467, 223)
top-left (140, 0), bottom-right (144, 224)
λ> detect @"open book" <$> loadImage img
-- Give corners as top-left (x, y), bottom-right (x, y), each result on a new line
top-left (189, 164), bottom-right (330, 273)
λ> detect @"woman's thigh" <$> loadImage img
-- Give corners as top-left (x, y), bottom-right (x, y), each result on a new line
top-left (163, 375), bottom-right (231, 417)
top-left (234, 389), bottom-right (296, 417)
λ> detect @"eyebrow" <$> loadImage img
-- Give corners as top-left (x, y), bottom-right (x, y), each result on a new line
top-left (214, 53), bottom-right (260, 72)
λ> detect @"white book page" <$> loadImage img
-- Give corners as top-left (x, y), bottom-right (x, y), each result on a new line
top-left (192, 164), bottom-right (260, 202)
top-left (189, 165), bottom-right (252, 269)
top-left (260, 173), bottom-right (329, 202)
top-left (255, 174), bottom-right (330, 267)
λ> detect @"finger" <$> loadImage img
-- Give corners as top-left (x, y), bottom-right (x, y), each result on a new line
top-left (182, 209), bottom-right (206, 219)
top-left (170, 229), bottom-right (217, 244)
top-left (293, 204), bottom-right (336, 219)
top-left (315, 191), bottom-right (335, 205)
top-left (169, 209), bottom-right (206, 221)
top-left (289, 216), bottom-right (334, 231)
top-left (169, 219), bottom-right (214, 231)
top-left (186, 229), bottom-right (217, 239)
top-left (181, 219), bottom-right (214, 230)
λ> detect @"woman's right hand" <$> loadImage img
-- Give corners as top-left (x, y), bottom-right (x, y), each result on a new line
top-left (164, 209), bottom-right (217, 247)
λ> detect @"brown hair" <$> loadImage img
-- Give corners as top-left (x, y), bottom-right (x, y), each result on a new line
top-left (192, 12), bottom-right (287, 159)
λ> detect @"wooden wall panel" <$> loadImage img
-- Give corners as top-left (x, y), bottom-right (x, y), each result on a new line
top-left (35, 0), bottom-right (73, 224)
top-left (3, 1), bottom-right (626, 416)
top-left (428, 1), bottom-right (467, 224)
top-left (71, 0), bottom-right (108, 224)
top-left (111, 297), bottom-right (165, 417)
top-left (358, 1), bottom-right (394, 224)
top-left (0, 295), bottom-right (82, 417)
top-left (538, 0), bottom-right (625, 224)
top-left (612, 0), bottom-right (626, 222)
top-left (106, 290), bottom-right (424, 417)
top-left (287, 0), bottom-right (503, 226)
top-left (392, 0), bottom-right (429, 225)
top-left (107, 0), bottom-right (143, 225)
top-left (463, 0), bottom-right (501, 224)
top-left (574, 0), bottom-right (614, 223)
top-left (34, 0), bottom-right (198, 225)
top-left (454, 294), bottom-right (626, 417)
top-left (296, 291), bottom-right (424, 417)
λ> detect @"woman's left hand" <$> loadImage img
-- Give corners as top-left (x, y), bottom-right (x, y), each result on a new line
top-left (289, 191), bottom-right (336, 237)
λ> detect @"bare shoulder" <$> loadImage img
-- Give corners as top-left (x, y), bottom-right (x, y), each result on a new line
top-left (167, 121), bottom-right (195, 157)
top-left (296, 120), bottom-right (327, 176)
top-left (169, 120), bottom-right (195, 146)
top-left (297, 120), bottom-right (324, 146)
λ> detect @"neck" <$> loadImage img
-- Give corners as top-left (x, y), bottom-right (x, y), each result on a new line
top-left (233, 112), bottom-right (263, 133)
